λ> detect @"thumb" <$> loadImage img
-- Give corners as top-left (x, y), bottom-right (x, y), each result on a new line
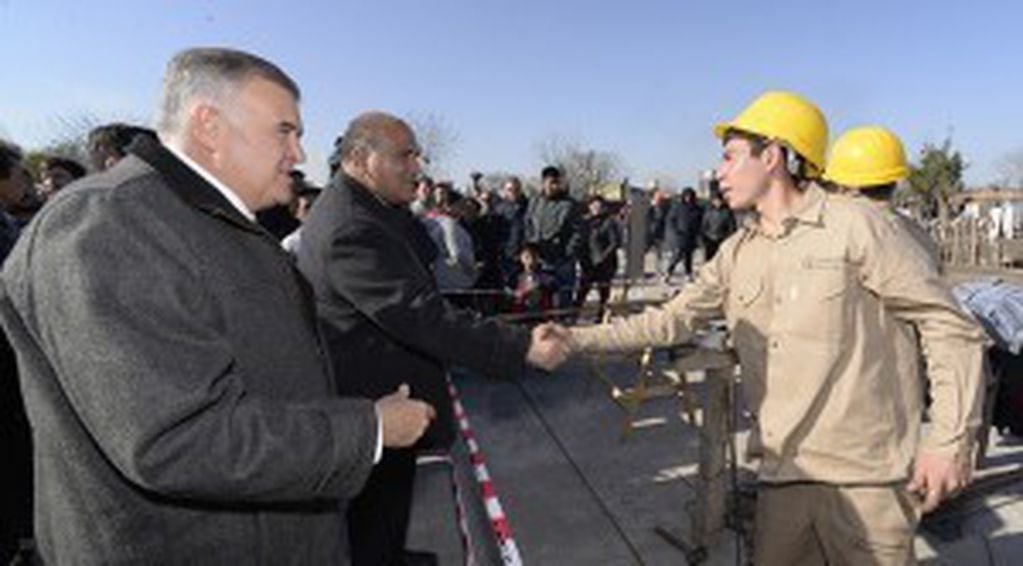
top-left (395, 383), bottom-right (410, 399)
top-left (907, 463), bottom-right (927, 495)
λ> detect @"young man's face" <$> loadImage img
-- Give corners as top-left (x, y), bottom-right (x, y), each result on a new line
top-left (502, 181), bottom-right (522, 201)
top-left (542, 175), bottom-right (561, 196)
top-left (715, 137), bottom-right (770, 211)
top-left (0, 163), bottom-right (32, 208)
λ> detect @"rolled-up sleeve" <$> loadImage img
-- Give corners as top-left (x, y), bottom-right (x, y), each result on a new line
top-left (571, 235), bottom-right (731, 352)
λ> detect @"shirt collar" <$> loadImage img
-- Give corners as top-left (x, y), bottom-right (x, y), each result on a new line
top-left (165, 144), bottom-right (255, 222)
top-left (742, 182), bottom-right (828, 238)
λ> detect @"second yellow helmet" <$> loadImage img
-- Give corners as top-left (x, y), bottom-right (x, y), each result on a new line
top-left (823, 126), bottom-right (909, 188)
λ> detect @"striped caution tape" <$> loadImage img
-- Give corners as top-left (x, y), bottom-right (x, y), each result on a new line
top-left (447, 378), bottom-right (524, 566)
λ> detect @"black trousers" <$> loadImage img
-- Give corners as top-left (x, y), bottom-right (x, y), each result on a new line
top-left (704, 238), bottom-right (724, 262)
top-left (348, 448), bottom-right (417, 566)
top-left (0, 336), bottom-right (32, 565)
top-left (575, 261), bottom-right (616, 321)
top-left (666, 246), bottom-right (696, 277)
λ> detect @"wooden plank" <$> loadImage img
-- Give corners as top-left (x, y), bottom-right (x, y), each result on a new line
top-left (690, 363), bottom-right (732, 552)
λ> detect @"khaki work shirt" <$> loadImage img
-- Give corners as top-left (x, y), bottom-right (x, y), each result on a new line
top-left (573, 184), bottom-right (986, 484)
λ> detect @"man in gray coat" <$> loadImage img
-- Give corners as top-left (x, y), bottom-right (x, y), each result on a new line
top-left (0, 47), bottom-right (435, 565)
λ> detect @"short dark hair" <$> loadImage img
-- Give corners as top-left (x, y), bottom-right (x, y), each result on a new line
top-left (0, 139), bottom-right (23, 180)
top-left (87, 123), bottom-right (156, 168)
top-left (723, 129), bottom-right (772, 159)
top-left (721, 127), bottom-right (820, 184)
top-left (541, 165), bottom-right (561, 180)
top-left (858, 183), bottom-right (897, 202)
top-left (45, 156), bottom-right (87, 180)
top-left (519, 242), bottom-right (541, 257)
top-left (297, 184), bottom-right (322, 198)
top-left (327, 136), bottom-right (344, 176)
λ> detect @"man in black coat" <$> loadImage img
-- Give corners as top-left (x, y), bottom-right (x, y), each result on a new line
top-left (525, 166), bottom-right (583, 310)
top-left (0, 138), bottom-right (30, 564)
top-left (575, 196), bottom-right (622, 321)
top-left (296, 112), bottom-right (569, 566)
top-left (700, 192), bottom-right (737, 261)
top-left (664, 187), bottom-right (704, 282)
top-left (491, 176), bottom-right (529, 287)
top-left (0, 48), bottom-right (434, 565)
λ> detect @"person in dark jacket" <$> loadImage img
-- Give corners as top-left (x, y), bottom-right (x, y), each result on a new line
top-left (296, 112), bottom-right (571, 566)
top-left (38, 155), bottom-right (86, 202)
top-left (86, 122), bottom-right (157, 172)
top-left (575, 196), bottom-right (621, 321)
top-left (0, 138), bottom-right (30, 564)
top-left (492, 176), bottom-right (529, 287)
top-left (0, 48), bottom-right (435, 565)
top-left (664, 187), bottom-right (703, 282)
top-left (465, 189), bottom-right (505, 299)
top-left (525, 165), bottom-right (582, 310)
top-left (646, 186), bottom-right (670, 277)
top-left (700, 192), bottom-right (737, 261)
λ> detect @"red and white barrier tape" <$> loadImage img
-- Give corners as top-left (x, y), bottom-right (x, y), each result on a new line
top-left (447, 378), bottom-right (524, 566)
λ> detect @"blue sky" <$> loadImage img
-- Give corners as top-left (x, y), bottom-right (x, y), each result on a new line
top-left (1, 0), bottom-right (1019, 188)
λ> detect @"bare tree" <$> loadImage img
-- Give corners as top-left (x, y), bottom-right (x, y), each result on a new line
top-left (534, 133), bottom-right (625, 199)
top-left (403, 111), bottom-right (459, 179)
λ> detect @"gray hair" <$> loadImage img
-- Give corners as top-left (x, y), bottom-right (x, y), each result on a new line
top-left (156, 47), bottom-right (300, 136)
top-left (338, 112), bottom-right (411, 165)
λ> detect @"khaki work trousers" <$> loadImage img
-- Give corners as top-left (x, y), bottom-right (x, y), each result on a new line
top-left (755, 483), bottom-right (921, 566)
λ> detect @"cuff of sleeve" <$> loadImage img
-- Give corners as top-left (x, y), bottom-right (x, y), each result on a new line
top-left (919, 438), bottom-right (974, 469)
top-left (570, 326), bottom-right (600, 352)
top-left (373, 405), bottom-right (383, 464)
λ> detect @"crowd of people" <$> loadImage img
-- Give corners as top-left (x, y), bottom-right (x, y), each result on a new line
top-left (0, 45), bottom-right (989, 566)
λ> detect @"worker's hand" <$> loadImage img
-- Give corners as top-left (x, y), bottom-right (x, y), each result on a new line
top-left (375, 384), bottom-right (436, 448)
top-left (908, 451), bottom-right (971, 513)
top-left (526, 322), bottom-right (573, 371)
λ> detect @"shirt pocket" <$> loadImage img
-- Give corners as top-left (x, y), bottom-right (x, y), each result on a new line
top-left (728, 276), bottom-right (766, 347)
top-left (795, 255), bottom-right (854, 343)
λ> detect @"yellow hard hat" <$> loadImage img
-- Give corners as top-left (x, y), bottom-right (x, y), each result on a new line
top-left (823, 126), bottom-right (908, 188)
top-left (713, 91), bottom-right (828, 175)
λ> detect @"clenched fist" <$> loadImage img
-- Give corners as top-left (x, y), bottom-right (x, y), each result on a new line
top-left (375, 384), bottom-right (436, 448)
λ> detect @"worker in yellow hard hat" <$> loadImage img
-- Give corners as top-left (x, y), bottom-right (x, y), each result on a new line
top-left (824, 125), bottom-right (941, 270)
top-left (550, 91), bottom-right (985, 565)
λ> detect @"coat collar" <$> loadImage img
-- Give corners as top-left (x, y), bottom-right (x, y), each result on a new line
top-left (336, 174), bottom-right (439, 266)
top-left (128, 136), bottom-right (264, 235)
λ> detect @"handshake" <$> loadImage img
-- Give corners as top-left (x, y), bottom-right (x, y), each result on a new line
top-left (525, 322), bottom-right (574, 371)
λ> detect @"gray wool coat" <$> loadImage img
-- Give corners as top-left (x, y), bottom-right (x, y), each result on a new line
top-left (0, 137), bottom-right (377, 565)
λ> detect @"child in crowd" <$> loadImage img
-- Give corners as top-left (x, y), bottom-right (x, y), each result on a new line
top-left (511, 243), bottom-right (555, 316)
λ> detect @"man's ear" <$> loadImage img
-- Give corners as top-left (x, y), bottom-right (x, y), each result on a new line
top-left (761, 143), bottom-right (785, 174)
top-left (342, 147), bottom-right (368, 179)
top-left (190, 103), bottom-right (222, 152)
